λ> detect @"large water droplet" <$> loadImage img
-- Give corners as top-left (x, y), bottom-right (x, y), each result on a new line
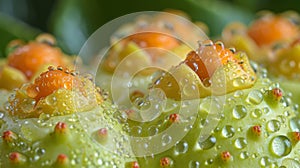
top-left (198, 135), bottom-right (216, 150)
top-left (246, 90), bottom-right (263, 105)
top-left (270, 136), bottom-right (292, 157)
top-left (232, 105), bottom-right (247, 119)
top-left (234, 137), bottom-right (247, 149)
top-left (267, 120), bottom-right (281, 133)
top-left (174, 141), bottom-right (188, 154)
top-left (221, 125), bottom-right (235, 138)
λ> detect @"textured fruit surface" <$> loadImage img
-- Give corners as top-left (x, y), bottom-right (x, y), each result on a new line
top-left (152, 40), bottom-right (256, 100)
top-left (0, 67), bottom-right (131, 167)
top-left (0, 65), bottom-right (27, 90)
top-left (0, 97), bottom-right (130, 167)
top-left (0, 34), bottom-right (74, 91)
top-left (127, 61), bottom-right (300, 167)
top-left (7, 66), bottom-right (103, 118)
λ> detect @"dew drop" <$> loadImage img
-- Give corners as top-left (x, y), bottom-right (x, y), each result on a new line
top-left (281, 158), bottom-right (300, 168)
top-left (239, 151), bottom-right (249, 160)
top-left (198, 135), bottom-right (216, 150)
top-left (162, 134), bottom-right (172, 146)
top-left (234, 137), bottom-right (247, 149)
top-left (234, 90), bottom-right (244, 98)
top-left (148, 126), bottom-right (159, 136)
top-left (189, 161), bottom-right (200, 168)
top-left (0, 112), bottom-right (4, 119)
top-left (232, 105), bottom-right (247, 119)
top-left (246, 90), bottom-right (263, 105)
top-left (221, 125), bottom-right (235, 138)
top-left (270, 135), bottom-right (292, 157)
top-left (233, 77), bottom-right (245, 87)
top-left (183, 84), bottom-right (197, 97)
top-left (204, 158), bottom-right (214, 165)
top-left (174, 141), bottom-right (188, 154)
top-left (251, 109), bottom-right (262, 118)
top-left (260, 156), bottom-right (272, 167)
top-left (267, 120), bottom-right (281, 133)
top-left (131, 126), bottom-right (142, 135)
top-left (289, 117), bottom-right (300, 132)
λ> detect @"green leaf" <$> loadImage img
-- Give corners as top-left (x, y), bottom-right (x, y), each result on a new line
top-left (0, 12), bottom-right (40, 57)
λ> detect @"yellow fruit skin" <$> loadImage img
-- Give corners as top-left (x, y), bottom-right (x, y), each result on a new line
top-left (0, 66), bottom-right (27, 90)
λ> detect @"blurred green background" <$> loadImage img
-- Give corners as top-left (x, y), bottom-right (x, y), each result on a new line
top-left (0, 0), bottom-right (299, 57)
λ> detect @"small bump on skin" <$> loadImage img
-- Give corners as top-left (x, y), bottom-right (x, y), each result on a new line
top-left (221, 151), bottom-right (231, 162)
top-left (160, 157), bottom-right (170, 167)
top-left (251, 125), bottom-right (262, 136)
top-left (169, 113), bottom-right (180, 123)
top-left (2, 130), bottom-right (17, 142)
top-left (56, 154), bottom-right (69, 165)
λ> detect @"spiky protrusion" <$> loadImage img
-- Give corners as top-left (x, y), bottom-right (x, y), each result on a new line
top-left (220, 151), bottom-right (231, 162)
top-left (169, 113), bottom-right (180, 123)
top-left (54, 122), bottom-right (68, 134)
top-left (160, 157), bottom-right (172, 168)
top-left (251, 125), bottom-right (262, 137)
top-left (2, 131), bottom-right (17, 142)
top-left (272, 88), bottom-right (283, 101)
top-left (55, 154), bottom-right (69, 165)
top-left (95, 128), bottom-right (108, 144)
top-left (8, 152), bottom-right (26, 164)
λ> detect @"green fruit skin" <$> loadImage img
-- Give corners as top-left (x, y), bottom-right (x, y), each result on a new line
top-left (0, 91), bottom-right (131, 168)
top-left (126, 65), bottom-right (300, 168)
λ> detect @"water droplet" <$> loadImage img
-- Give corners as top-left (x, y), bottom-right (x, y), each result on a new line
top-left (232, 105), bottom-right (247, 119)
top-left (267, 120), bottom-right (281, 132)
top-left (233, 77), bottom-right (245, 87)
top-left (148, 126), bottom-right (159, 136)
top-left (270, 135), bottom-right (292, 157)
top-left (239, 151), bottom-right (249, 160)
top-left (189, 161), bottom-right (200, 168)
top-left (131, 126), bottom-right (142, 135)
top-left (205, 158), bottom-right (214, 165)
top-left (35, 148), bottom-right (46, 156)
top-left (162, 134), bottom-right (172, 146)
top-left (183, 84), bottom-right (197, 97)
top-left (260, 157), bottom-right (272, 167)
top-left (0, 112), bottom-right (4, 119)
top-left (251, 109), bottom-right (262, 118)
top-left (234, 137), bottom-right (247, 149)
top-left (174, 141), bottom-right (188, 154)
top-left (247, 90), bottom-right (263, 105)
top-left (281, 158), bottom-right (300, 168)
top-left (234, 90), bottom-right (244, 98)
top-left (221, 125), bottom-right (235, 138)
top-left (198, 135), bottom-right (216, 150)
top-left (289, 117), bottom-right (300, 132)
top-left (263, 107), bottom-right (270, 114)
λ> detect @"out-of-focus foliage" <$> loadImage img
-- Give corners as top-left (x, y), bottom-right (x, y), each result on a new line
top-left (1, 0), bottom-right (300, 55)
